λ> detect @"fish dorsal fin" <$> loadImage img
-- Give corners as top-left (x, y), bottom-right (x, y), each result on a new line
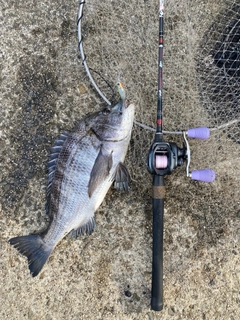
top-left (69, 216), bottom-right (96, 238)
top-left (46, 132), bottom-right (69, 215)
top-left (113, 162), bottom-right (131, 192)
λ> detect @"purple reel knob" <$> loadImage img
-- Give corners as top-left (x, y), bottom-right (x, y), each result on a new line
top-left (191, 169), bottom-right (215, 182)
top-left (187, 127), bottom-right (210, 140)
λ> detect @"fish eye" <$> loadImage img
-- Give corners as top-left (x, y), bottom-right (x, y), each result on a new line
top-left (102, 108), bottom-right (111, 115)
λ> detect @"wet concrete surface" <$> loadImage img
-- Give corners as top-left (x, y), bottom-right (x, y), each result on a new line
top-left (1, 0), bottom-right (239, 319)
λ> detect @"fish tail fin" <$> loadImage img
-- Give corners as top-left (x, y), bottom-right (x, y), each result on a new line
top-left (9, 235), bottom-right (53, 277)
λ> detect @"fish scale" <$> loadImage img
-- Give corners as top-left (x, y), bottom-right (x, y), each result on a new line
top-left (46, 135), bottom-right (104, 243)
top-left (9, 100), bottom-right (135, 277)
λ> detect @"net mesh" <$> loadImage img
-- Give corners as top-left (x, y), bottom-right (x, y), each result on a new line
top-left (197, 1), bottom-right (239, 139)
top-left (163, 0), bottom-right (240, 181)
top-left (79, 0), bottom-right (240, 249)
top-left (78, 1), bottom-right (240, 312)
top-left (81, 0), bottom-right (240, 178)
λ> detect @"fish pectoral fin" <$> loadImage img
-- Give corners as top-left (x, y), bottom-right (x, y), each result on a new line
top-left (69, 217), bottom-right (96, 238)
top-left (88, 145), bottom-right (113, 197)
top-left (113, 162), bottom-right (131, 192)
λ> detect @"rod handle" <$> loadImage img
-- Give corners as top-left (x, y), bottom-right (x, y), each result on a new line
top-left (191, 169), bottom-right (215, 182)
top-left (151, 175), bottom-right (165, 311)
top-left (151, 196), bottom-right (164, 311)
top-left (187, 127), bottom-right (210, 140)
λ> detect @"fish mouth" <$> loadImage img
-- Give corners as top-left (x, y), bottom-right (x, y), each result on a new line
top-left (119, 100), bottom-right (124, 114)
top-left (111, 100), bottom-right (134, 122)
top-left (114, 99), bottom-right (131, 113)
top-left (112, 100), bottom-right (125, 114)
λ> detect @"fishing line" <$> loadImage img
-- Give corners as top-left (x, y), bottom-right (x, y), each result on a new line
top-left (88, 67), bottom-right (116, 103)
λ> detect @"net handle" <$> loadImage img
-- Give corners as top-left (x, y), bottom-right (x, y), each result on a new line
top-left (77, 1), bottom-right (112, 105)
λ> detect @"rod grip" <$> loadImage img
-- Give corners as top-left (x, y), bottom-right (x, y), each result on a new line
top-left (151, 175), bottom-right (165, 311)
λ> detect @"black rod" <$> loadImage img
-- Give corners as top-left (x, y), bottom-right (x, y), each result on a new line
top-left (156, 1), bottom-right (164, 134)
top-left (151, 174), bottom-right (165, 311)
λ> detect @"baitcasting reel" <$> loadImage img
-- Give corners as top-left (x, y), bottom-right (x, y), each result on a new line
top-left (147, 138), bottom-right (186, 176)
top-left (147, 127), bottom-right (215, 182)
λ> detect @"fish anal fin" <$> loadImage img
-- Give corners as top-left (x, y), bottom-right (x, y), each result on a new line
top-left (69, 217), bottom-right (96, 238)
top-left (113, 162), bottom-right (131, 192)
top-left (88, 146), bottom-right (113, 198)
top-left (9, 235), bottom-right (53, 277)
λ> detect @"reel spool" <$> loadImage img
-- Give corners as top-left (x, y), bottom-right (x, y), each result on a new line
top-left (147, 140), bottom-right (186, 176)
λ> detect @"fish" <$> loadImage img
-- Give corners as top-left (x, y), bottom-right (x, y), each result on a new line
top-left (9, 99), bottom-right (135, 277)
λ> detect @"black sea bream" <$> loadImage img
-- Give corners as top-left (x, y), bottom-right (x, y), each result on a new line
top-left (9, 100), bottom-right (135, 276)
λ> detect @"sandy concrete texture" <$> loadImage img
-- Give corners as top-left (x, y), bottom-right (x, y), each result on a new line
top-left (0, 0), bottom-right (239, 319)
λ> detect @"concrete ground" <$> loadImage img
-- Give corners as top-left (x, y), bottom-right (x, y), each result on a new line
top-left (0, 0), bottom-right (239, 319)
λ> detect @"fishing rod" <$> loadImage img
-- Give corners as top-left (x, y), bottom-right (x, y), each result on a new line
top-left (77, 0), bottom-right (216, 312)
top-left (147, 0), bottom-right (215, 311)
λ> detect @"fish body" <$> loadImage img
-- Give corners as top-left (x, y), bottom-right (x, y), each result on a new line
top-left (9, 100), bottom-right (135, 276)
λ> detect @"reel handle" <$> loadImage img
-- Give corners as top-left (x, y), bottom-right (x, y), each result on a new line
top-left (191, 169), bottom-right (215, 182)
top-left (187, 127), bottom-right (210, 140)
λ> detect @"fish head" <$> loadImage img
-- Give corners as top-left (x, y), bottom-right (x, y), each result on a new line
top-left (89, 100), bottom-right (135, 141)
